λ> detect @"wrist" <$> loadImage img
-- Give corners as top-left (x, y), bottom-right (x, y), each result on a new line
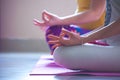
top-left (60, 17), bottom-right (71, 25)
top-left (81, 35), bottom-right (91, 44)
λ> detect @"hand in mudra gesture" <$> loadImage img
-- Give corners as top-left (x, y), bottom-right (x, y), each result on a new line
top-left (48, 28), bottom-right (85, 49)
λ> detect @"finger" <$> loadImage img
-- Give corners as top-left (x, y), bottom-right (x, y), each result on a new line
top-left (52, 43), bottom-right (61, 50)
top-left (43, 10), bottom-right (53, 18)
top-left (42, 11), bottom-right (47, 22)
top-left (42, 10), bottom-right (51, 22)
top-left (59, 33), bottom-right (70, 46)
top-left (61, 28), bottom-right (73, 37)
top-left (33, 19), bottom-right (45, 27)
top-left (33, 19), bottom-right (40, 25)
top-left (48, 40), bottom-right (60, 44)
top-left (59, 32), bottom-right (66, 40)
top-left (47, 34), bottom-right (59, 40)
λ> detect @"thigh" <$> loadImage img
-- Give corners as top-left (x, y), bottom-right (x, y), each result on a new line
top-left (53, 44), bottom-right (120, 72)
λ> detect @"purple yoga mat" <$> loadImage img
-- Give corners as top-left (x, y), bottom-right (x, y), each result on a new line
top-left (30, 55), bottom-right (120, 76)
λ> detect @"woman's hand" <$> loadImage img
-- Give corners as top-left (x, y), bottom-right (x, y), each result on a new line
top-left (33, 10), bottom-right (62, 28)
top-left (48, 28), bottom-right (86, 49)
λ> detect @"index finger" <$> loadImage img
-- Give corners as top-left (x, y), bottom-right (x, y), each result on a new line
top-left (61, 28), bottom-right (73, 36)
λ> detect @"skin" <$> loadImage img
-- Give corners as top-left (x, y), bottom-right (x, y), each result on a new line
top-left (48, 18), bottom-right (120, 49)
top-left (34, 0), bottom-right (106, 27)
top-left (34, 0), bottom-right (120, 51)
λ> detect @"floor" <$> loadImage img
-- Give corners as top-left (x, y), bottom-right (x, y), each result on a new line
top-left (0, 52), bottom-right (120, 80)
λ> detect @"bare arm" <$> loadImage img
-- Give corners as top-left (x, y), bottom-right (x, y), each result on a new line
top-left (48, 18), bottom-right (120, 47)
top-left (34, 0), bottom-right (106, 27)
top-left (83, 18), bottom-right (120, 43)
top-left (60, 0), bottom-right (106, 25)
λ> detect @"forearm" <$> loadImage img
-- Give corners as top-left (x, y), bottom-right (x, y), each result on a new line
top-left (83, 18), bottom-right (120, 43)
top-left (59, 0), bottom-right (105, 25)
top-left (60, 11), bottom-right (100, 25)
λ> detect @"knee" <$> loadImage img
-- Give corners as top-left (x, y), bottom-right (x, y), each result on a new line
top-left (53, 46), bottom-right (79, 69)
top-left (53, 47), bottom-right (70, 68)
top-left (53, 46), bottom-right (66, 66)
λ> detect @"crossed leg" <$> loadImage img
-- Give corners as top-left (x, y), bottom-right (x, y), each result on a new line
top-left (44, 25), bottom-right (120, 72)
top-left (53, 44), bottom-right (120, 72)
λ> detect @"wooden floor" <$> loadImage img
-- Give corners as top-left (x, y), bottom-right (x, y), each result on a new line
top-left (0, 52), bottom-right (120, 80)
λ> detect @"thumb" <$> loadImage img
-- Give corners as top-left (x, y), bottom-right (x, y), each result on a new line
top-left (42, 10), bottom-right (53, 22)
top-left (61, 28), bottom-right (73, 37)
top-left (42, 10), bottom-right (50, 22)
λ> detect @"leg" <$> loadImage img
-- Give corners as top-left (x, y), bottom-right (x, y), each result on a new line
top-left (53, 44), bottom-right (120, 72)
top-left (45, 25), bottom-right (90, 53)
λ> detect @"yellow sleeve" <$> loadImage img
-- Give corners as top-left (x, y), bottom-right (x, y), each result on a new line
top-left (77, 0), bottom-right (90, 12)
top-left (76, 0), bottom-right (105, 30)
